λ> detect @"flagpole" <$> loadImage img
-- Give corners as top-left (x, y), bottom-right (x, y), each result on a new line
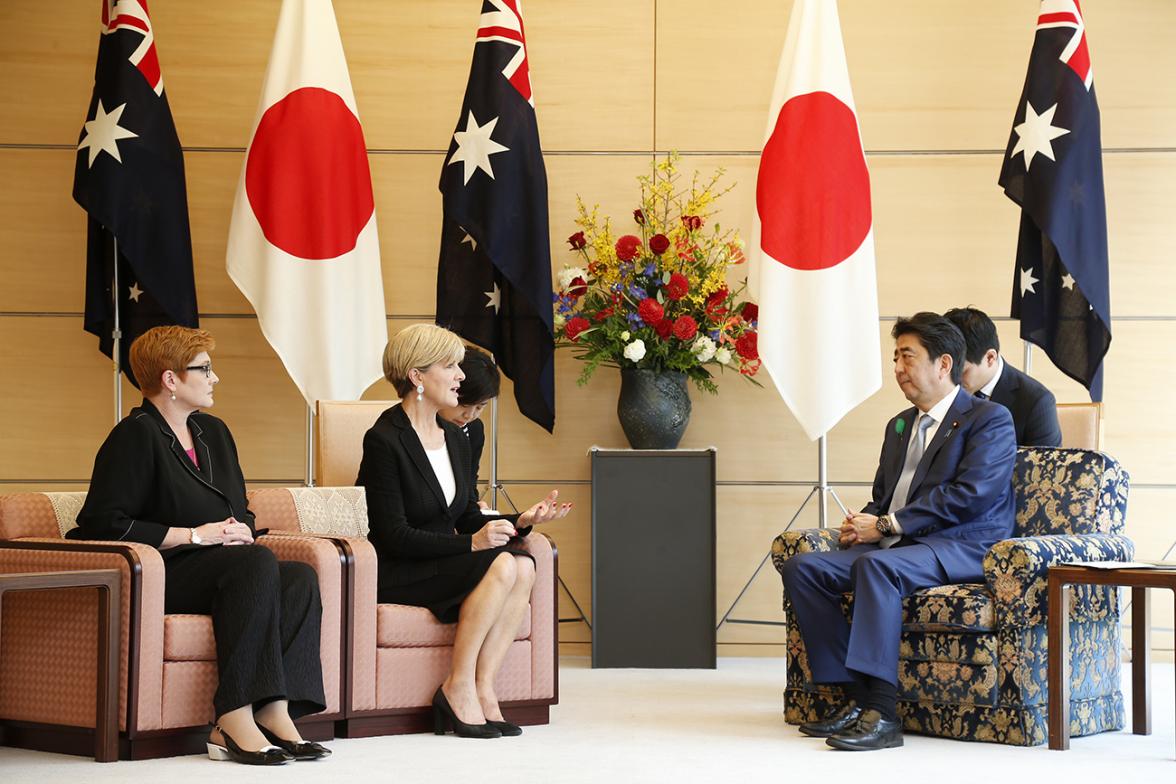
top-left (306, 404), bottom-right (316, 487)
top-left (111, 235), bottom-right (122, 424)
top-left (489, 397), bottom-right (499, 509)
top-left (716, 434), bottom-right (850, 632)
top-left (1023, 340), bottom-right (1033, 374)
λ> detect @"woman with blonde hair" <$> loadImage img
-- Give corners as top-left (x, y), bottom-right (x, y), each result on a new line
top-left (357, 324), bottom-right (570, 738)
top-left (68, 326), bottom-right (330, 765)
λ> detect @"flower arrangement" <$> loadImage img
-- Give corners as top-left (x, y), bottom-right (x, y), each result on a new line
top-left (553, 153), bottom-right (760, 393)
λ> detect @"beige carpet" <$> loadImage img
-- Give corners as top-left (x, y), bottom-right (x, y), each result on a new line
top-left (1, 657), bottom-right (1172, 783)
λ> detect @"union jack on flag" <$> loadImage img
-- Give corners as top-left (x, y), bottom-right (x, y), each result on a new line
top-left (436, 0), bottom-right (555, 432)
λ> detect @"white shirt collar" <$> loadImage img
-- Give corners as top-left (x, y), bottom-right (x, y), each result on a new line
top-left (978, 355), bottom-right (1004, 398)
top-left (920, 385), bottom-right (961, 425)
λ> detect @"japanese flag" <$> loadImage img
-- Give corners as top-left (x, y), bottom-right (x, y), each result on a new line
top-left (749, 0), bottom-right (881, 440)
top-left (226, 0), bottom-right (387, 405)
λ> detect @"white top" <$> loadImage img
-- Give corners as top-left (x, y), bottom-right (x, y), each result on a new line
top-left (425, 443), bottom-right (456, 506)
top-left (979, 355), bottom-right (1005, 398)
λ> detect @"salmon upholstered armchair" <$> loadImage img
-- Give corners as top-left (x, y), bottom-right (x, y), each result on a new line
top-left (248, 485), bottom-right (558, 736)
top-left (0, 491), bottom-right (345, 759)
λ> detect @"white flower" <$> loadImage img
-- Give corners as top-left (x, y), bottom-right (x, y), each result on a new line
top-left (620, 330), bottom-right (631, 341)
top-left (715, 346), bottom-right (732, 365)
top-left (557, 266), bottom-right (588, 290)
top-left (692, 335), bottom-right (716, 362)
top-left (623, 339), bottom-right (647, 363)
top-left (553, 312), bottom-right (566, 330)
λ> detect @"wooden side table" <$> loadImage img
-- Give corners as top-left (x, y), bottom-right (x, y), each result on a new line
top-left (0, 569), bottom-right (122, 762)
top-left (1047, 564), bottom-right (1176, 758)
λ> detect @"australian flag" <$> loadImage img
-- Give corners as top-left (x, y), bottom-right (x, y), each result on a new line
top-left (73, 1), bottom-right (198, 385)
top-left (999, 0), bottom-right (1110, 401)
top-left (436, 0), bottom-right (555, 432)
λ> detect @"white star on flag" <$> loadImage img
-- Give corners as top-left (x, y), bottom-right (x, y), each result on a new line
top-left (1061, 273), bottom-right (1075, 290)
top-left (461, 231), bottom-right (478, 251)
top-left (128, 282), bottom-right (143, 302)
top-left (1010, 101), bottom-right (1069, 171)
top-left (1020, 266), bottom-right (1039, 296)
top-left (448, 111), bottom-right (509, 184)
top-left (484, 282), bottom-right (501, 313)
top-left (77, 100), bottom-right (138, 167)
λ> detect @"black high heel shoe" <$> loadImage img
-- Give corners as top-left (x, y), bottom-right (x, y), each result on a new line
top-left (432, 687), bottom-right (501, 739)
top-left (258, 724), bottom-right (332, 760)
top-left (206, 724), bottom-right (293, 765)
top-left (486, 719), bottom-right (523, 737)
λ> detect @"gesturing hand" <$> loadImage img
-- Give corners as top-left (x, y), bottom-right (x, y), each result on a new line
top-left (517, 490), bottom-right (572, 528)
top-left (472, 520), bottom-right (517, 551)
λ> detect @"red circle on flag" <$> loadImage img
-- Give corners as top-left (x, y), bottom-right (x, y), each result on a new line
top-left (757, 91), bottom-right (871, 270)
top-left (245, 87), bottom-right (374, 260)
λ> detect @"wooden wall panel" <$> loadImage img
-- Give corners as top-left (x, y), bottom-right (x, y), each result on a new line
top-left (0, 150), bottom-right (87, 313)
top-left (656, 0), bottom-right (1176, 153)
top-left (0, 317), bottom-right (116, 480)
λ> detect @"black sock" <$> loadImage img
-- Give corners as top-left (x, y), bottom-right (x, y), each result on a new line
top-left (862, 676), bottom-right (898, 722)
top-left (836, 677), bottom-right (867, 706)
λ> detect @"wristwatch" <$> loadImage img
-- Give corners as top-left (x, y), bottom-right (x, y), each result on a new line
top-left (189, 528), bottom-right (202, 545)
top-left (875, 514), bottom-right (894, 536)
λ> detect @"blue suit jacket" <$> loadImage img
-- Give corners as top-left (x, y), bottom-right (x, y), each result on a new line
top-left (864, 391), bottom-right (1017, 582)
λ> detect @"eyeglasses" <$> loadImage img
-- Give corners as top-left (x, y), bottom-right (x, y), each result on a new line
top-left (185, 363), bottom-right (214, 377)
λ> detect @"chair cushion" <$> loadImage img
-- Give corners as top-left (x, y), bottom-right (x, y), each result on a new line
top-left (1013, 448), bottom-right (1129, 537)
top-left (377, 603), bottom-right (531, 648)
top-left (163, 614), bottom-right (216, 661)
top-left (842, 583), bottom-right (995, 633)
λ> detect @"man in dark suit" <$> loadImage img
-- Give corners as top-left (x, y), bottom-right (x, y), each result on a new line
top-left (944, 307), bottom-right (1062, 446)
top-left (779, 313), bottom-right (1016, 751)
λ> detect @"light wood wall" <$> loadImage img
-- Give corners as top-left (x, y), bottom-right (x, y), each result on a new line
top-left (2, 1), bottom-right (1174, 654)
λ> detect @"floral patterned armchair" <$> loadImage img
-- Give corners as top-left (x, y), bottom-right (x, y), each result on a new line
top-left (771, 447), bottom-right (1132, 745)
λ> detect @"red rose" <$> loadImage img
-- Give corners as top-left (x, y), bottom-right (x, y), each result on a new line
top-left (648, 233), bottom-right (670, 255)
top-left (672, 315), bottom-right (698, 342)
top-left (654, 318), bottom-right (674, 339)
top-left (564, 316), bottom-right (591, 341)
top-left (681, 215), bottom-right (703, 231)
top-left (592, 306), bottom-right (614, 322)
top-left (615, 234), bottom-right (642, 261)
top-left (567, 231), bottom-right (587, 250)
top-left (705, 287), bottom-right (729, 317)
top-left (633, 209), bottom-right (645, 225)
top-left (567, 276), bottom-right (588, 299)
top-left (741, 302), bottom-right (759, 322)
top-left (665, 272), bottom-right (689, 300)
top-left (736, 332), bottom-right (758, 360)
top-left (638, 297), bottom-right (664, 325)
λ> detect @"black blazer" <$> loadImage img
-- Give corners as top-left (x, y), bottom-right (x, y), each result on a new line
top-left (988, 361), bottom-right (1062, 447)
top-left (356, 405), bottom-right (524, 591)
top-left (67, 399), bottom-right (255, 557)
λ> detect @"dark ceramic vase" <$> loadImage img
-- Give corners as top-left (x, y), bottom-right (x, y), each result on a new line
top-left (617, 369), bottom-right (692, 449)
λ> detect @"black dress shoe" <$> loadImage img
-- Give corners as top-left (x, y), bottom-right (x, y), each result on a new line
top-left (487, 719), bottom-right (523, 737)
top-left (825, 709), bottom-right (904, 751)
top-left (799, 704), bottom-right (862, 738)
top-left (432, 687), bottom-right (502, 739)
top-left (206, 724), bottom-right (293, 765)
top-left (258, 724), bottom-right (332, 760)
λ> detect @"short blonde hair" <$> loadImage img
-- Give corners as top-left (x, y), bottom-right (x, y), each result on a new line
top-left (130, 326), bottom-right (216, 396)
top-left (383, 324), bottom-right (466, 397)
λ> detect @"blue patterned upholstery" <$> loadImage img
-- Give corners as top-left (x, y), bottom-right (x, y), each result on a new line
top-left (771, 447), bottom-right (1131, 745)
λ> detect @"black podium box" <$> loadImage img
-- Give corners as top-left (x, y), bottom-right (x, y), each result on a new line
top-left (590, 447), bottom-right (716, 668)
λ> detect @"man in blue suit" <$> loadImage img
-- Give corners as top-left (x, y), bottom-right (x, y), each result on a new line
top-left (780, 313), bottom-right (1016, 751)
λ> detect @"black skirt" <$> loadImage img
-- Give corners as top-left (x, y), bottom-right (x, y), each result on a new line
top-left (377, 544), bottom-right (534, 624)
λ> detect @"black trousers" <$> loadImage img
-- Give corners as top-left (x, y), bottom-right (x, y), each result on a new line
top-left (163, 544), bottom-right (326, 719)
